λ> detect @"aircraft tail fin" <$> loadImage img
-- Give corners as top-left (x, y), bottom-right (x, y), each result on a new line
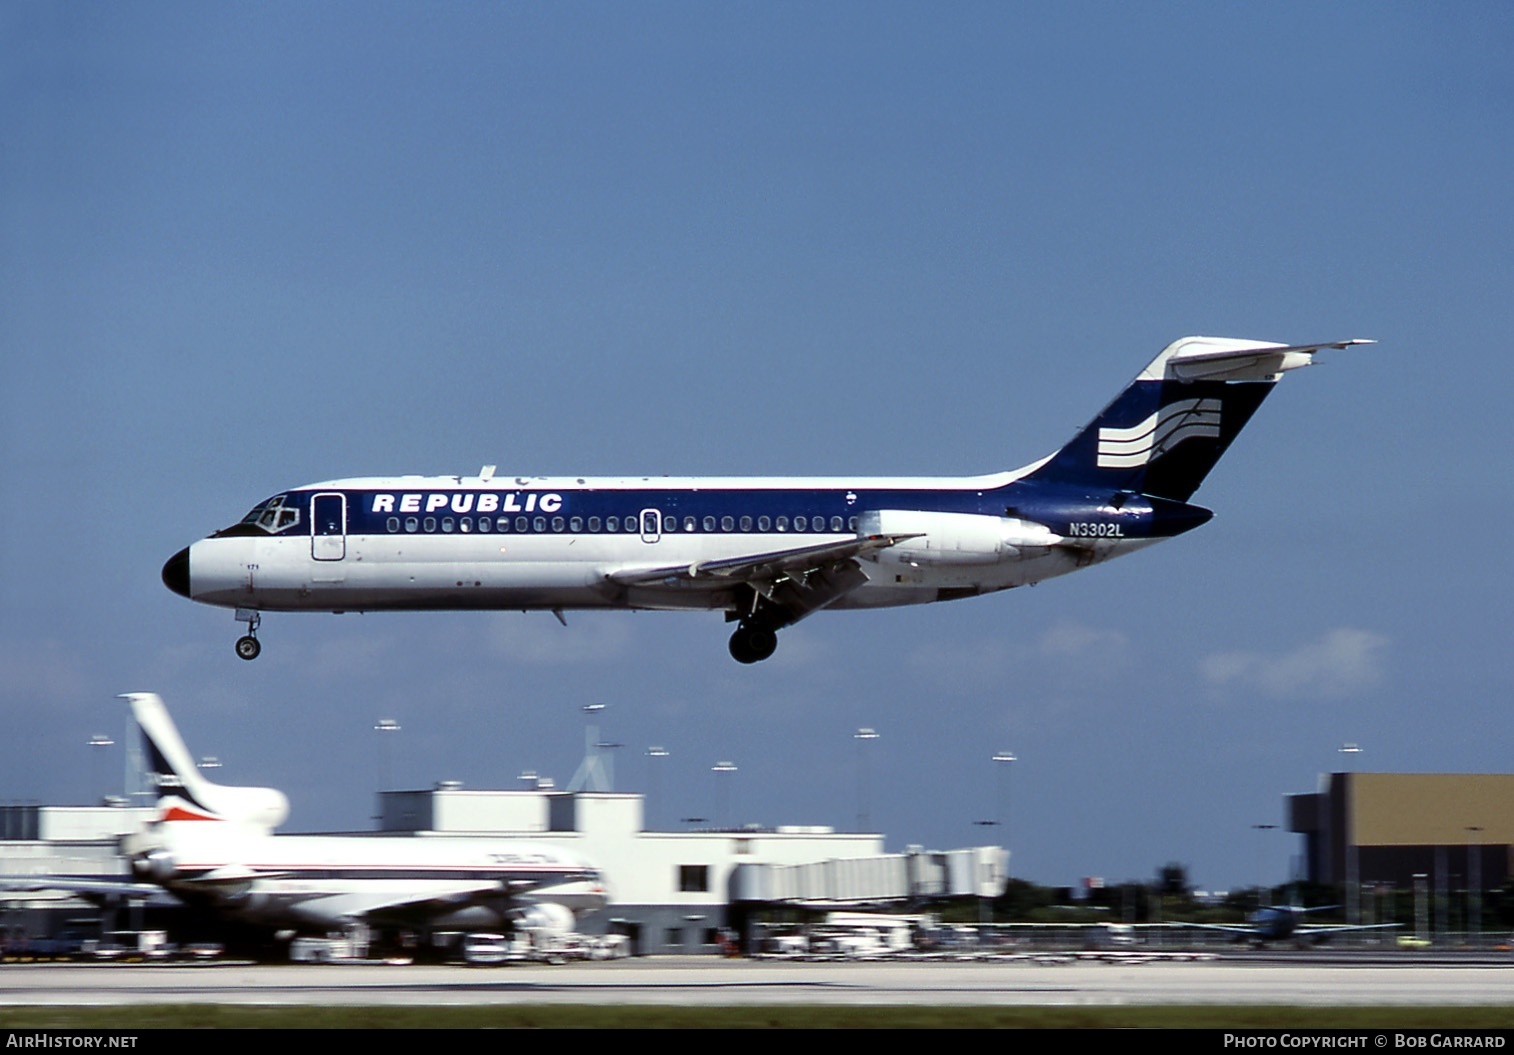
top-left (122, 693), bottom-right (288, 832)
top-left (1022, 337), bottom-right (1372, 501)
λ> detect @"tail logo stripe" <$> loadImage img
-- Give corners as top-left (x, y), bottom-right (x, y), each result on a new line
top-left (1097, 398), bottom-right (1221, 468)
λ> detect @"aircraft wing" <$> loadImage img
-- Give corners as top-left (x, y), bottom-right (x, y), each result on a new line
top-left (1184, 922), bottom-right (1263, 936)
top-left (606, 533), bottom-right (918, 590)
top-left (316, 877), bottom-right (597, 928)
top-left (0, 876), bottom-right (177, 904)
top-left (1296, 923), bottom-right (1401, 935)
top-left (345, 884), bottom-right (520, 925)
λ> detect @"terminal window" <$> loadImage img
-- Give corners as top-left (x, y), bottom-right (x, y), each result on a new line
top-left (678, 865), bottom-right (709, 892)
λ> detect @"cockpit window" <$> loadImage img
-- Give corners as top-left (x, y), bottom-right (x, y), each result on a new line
top-left (238, 495), bottom-right (300, 534)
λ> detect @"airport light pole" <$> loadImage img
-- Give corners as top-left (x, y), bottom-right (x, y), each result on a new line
top-left (854, 728), bottom-right (878, 832)
top-left (1252, 824), bottom-right (1278, 906)
top-left (88, 734), bottom-right (114, 807)
top-left (712, 761), bottom-right (737, 829)
top-left (373, 719), bottom-right (401, 823)
top-left (992, 751), bottom-right (1016, 870)
top-left (646, 746), bottom-right (668, 831)
top-left (1338, 742), bottom-right (1362, 924)
top-left (971, 751), bottom-right (1016, 928)
top-left (1466, 826), bottom-right (1484, 946)
top-left (1413, 872), bottom-right (1429, 944)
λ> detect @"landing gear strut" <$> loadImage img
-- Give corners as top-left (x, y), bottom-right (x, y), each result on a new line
top-left (234, 609), bottom-right (262, 661)
top-left (728, 620), bottom-right (778, 664)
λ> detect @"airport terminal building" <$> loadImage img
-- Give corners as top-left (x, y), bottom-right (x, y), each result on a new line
top-left (379, 786), bottom-right (1004, 953)
top-left (1288, 772), bottom-right (1514, 896)
top-left (2, 789), bottom-right (1004, 956)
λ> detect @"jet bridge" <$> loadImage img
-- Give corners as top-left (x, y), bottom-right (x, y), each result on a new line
top-left (731, 846), bottom-right (1005, 905)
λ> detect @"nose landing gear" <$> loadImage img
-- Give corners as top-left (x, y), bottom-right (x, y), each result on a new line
top-left (234, 609), bottom-right (262, 661)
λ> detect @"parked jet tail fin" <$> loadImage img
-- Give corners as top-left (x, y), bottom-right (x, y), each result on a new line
top-left (1023, 337), bottom-right (1373, 502)
top-left (121, 692), bottom-right (288, 832)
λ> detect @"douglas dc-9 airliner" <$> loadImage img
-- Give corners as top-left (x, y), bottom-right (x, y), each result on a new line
top-left (163, 336), bottom-right (1368, 663)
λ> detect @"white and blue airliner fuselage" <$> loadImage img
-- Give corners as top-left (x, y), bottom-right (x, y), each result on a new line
top-left (163, 337), bottom-right (1369, 662)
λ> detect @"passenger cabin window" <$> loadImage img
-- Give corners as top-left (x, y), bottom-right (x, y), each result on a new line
top-left (740, 515), bottom-right (752, 531)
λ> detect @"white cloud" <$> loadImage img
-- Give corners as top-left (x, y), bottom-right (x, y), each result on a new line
top-left (1199, 627), bottom-right (1389, 700)
top-left (908, 620), bottom-right (1132, 689)
top-left (1034, 621), bottom-right (1130, 661)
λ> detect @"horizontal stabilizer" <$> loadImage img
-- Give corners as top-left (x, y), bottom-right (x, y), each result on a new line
top-left (1151, 337), bottom-right (1375, 382)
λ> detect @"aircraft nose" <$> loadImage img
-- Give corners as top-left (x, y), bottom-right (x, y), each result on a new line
top-left (162, 547), bottom-right (191, 598)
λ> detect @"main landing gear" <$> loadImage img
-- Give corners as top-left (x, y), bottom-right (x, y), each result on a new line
top-left (728, 619), bottom-right (779, 664)
top-left (234, 609), bottom-right (261, 661)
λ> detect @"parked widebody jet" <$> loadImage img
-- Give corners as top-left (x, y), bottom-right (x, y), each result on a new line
top-left (119, 693), bottom-right (608, 946)
top-left (163, 337), bottom-right (1369, 663)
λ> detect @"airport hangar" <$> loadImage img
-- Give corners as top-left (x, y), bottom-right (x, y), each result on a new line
top-left (1288, 772), bottom-right (1514, 902)
top-left (1, 788), bottom-right (1004, 955)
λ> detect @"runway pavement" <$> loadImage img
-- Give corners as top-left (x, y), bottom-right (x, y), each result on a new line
top-left (3, 956), bottom-right (1513, 1008)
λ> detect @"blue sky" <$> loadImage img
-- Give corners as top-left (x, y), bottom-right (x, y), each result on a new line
top-left (3, 1), bottom-right (1511, 892)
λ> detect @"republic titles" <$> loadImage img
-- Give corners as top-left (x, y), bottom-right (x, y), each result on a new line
top-left (370, 492), bottom-right (564, 516)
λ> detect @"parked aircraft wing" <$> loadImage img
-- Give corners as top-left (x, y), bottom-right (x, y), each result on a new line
top-left (1296, 923), bottom-right (1401, 935)
top-left (335, 877), bottom-right (597, 927)
top-left (0, 876), bottom-right (177, 904)
top-left (171, 865), bottom-right (285, 886)
top-left (606, 533), bottom-right (919, 590)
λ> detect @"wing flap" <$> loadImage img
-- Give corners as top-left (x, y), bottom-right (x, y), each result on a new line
top-left (606, 533), bottom-right (918, 590)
